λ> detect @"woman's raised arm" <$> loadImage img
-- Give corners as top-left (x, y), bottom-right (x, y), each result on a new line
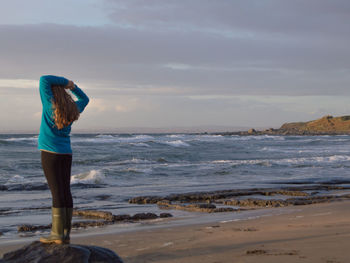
top-left (70, 84), bottom-right (89, 113)
top-left (39, 75), bottom-right (69, 107)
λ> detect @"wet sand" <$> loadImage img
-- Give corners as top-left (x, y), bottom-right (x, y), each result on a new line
top-left (1, 200), bottom-right (350, 262)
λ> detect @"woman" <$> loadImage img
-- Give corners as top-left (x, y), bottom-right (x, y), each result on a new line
top-left (38, 75), bottom-right (89, 244)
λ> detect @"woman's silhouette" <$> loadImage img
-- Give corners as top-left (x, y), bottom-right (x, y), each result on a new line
top-left (38, 75), bottom-right (89, 244)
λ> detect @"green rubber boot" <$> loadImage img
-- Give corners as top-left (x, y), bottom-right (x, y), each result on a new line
top-left (63, 207), bottom-right (73, 244)
top-left (40, 207), bottom-right (66, 244)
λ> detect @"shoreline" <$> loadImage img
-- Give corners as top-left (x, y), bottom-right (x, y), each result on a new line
top-left (1, 200), bottom-right (350, 262)
top-left (2, 183), bottom-right (350, 244)
top-left (209, 130), bottom-right (350, 136)
top-left (3, 131), bottom-right (350, 136)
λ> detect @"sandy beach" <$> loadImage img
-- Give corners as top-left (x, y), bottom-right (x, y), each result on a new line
top-left (1, 199), bottom-right (350, 263)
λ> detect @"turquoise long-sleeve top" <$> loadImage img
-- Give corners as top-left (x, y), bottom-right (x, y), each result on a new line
top-left (38, 75), bottom-right (89, 154)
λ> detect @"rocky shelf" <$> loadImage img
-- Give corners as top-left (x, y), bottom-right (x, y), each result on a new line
top-left (129, 184), bottom-right (350, 211)
top-left (208, 115), bottom-right (350, 136)
top-left (16, 184), bottom-right (350, 233)
top-left (17, 211), bottom-right (173, 233)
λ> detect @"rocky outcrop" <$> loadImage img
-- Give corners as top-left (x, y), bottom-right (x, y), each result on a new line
top-left (129, 184), bottom-right (350, 211)
top-left (128, 187), bottom-right (321, 204)
top-left (222, 195), bottom-right (338, 208)
top-left (0, 241), bottom-right (123, 263)
top-left (280, 115), bottom-right (350, 134)
top-left (211, 115), bottom-right (350, 136)
top-left (157, 201), bottom-right (237, 213)
top-left (73, 210), bottom-right (115, 221)
top-left (17, 211), bottom-right (173, 233)
top-left (247, 128), bottom-right (256, 134)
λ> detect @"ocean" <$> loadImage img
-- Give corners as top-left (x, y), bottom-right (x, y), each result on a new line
top-left (1, 133), bottom-right (350, 241)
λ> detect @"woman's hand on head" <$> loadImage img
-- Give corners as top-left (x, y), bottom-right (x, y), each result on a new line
top-left (65, 80), bottom-right (75, 90)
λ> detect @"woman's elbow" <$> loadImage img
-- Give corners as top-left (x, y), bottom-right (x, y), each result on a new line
top-left (39, 75), bottom-right (48, 83)
top-left (40, 75), bottom-right (52, 81)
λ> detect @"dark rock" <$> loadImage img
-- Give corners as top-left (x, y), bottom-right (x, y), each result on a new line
top-left (157, 201), bottom-right (220, 213)
top-left (17, 211), bottom-right (173, 233)
top-left (265, 128), bottom-right (275, 133)
top-left (0, 241), bottom-right (123, 263)
top-left (246, 249), bottom-right (267, 255)
top-left (129, 196), bottom-right (162, 204)
top-left (224, 198), bottom-right (288, 208)
top-left (18, 224), bottom-right (51, 232)
top-left (71, 183), bottom-right (106, 189)
top-left (265, 190), bottom-right (309, 197)
top-left (243, 227), bottom-right (258, 231)
top-left (213, 207), bottom-right (236, 212)
top-left (159, 213), bottom-right (173, 218)
top-left (94, 195), bottom-right (112, 201)
top-left (129, 184), bottom-right (350, 205)
top-left (113, 214), bottom-right (132, 221)
top-left (131, 213), bottom-right (158, 220)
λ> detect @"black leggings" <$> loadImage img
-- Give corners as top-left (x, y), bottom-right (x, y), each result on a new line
top-left (41, 150), bottom-right (73, 208)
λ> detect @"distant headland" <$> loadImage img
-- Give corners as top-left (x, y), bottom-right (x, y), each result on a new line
top-left (211, 115), bottom-right (350, 136)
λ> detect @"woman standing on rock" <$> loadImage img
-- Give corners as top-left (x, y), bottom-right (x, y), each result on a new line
top-left (38, 75), bottom-right (89, 244)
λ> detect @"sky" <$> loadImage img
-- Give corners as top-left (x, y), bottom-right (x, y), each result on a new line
top-left (1, 0), bottom-right (350, 132)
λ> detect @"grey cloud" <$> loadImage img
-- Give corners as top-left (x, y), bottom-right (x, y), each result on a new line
top-left (1, 0), bottom-right (350, 97)
top-left (105, 0), bottom-right (350, 37)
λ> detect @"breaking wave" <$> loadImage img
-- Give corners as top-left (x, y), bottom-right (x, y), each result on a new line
top-left (71, 170), bottom-right (105, 185)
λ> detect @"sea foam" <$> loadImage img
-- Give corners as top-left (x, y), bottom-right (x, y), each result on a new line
top-left (71, 170), bottom-right (105, 184)
top-left (162, 140), bottom-right (190, 147)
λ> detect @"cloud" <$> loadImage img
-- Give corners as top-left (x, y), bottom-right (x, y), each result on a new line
top-left (105, 0), bottom-right (350, 38)
top-left (0, 21), bottom-right (349, 97)
top-left (0, 0), bottom-right (110, 26)
top-left (0, 79), bottom-right (37, 89)
top-left (114, 97), bottom-right (155, 113)
top-left (87, 98), bottom-right (108, 112)
top-left (33, 111), bottom-right (41, 120)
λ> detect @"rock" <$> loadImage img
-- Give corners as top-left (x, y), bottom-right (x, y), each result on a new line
top-left (248, 128), bottom-right (256, 134)
top-left (159, 213), bottom-right (173, 218)
top-left (131, 213), bottom-right (158, 220)
top-left (265, 190), bottom-right (309, 197)
top-left (18, 224), bottom-right (51, 232)
top-left (213, 207), bottom-right (236, 212)
top-left (157, 201), bottom-right (220, 213)
top-left (128, 196), bottom-right (162, 204)
top-left (94, 194), bottom-right (112, 201)
top-left (224, 198), bottom-right (288, 208)
top-left (73, 210), bottom-right (115, 221)
top-left (0, 241), bottom-right (123, 263)
top-left (144, 184), bottom-right (350, 204)
top-left (113, 214), bottom-right (132, 221)
top-left (279, 115), bottom-right (350, 134)
top-left (246, 249), bottom-right (267, 255)
top-left (18, 212), bottom-right (173, 233)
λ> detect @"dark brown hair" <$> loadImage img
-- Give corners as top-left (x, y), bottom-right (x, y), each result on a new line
top-left (51, 85), bottom-right (80, 129)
